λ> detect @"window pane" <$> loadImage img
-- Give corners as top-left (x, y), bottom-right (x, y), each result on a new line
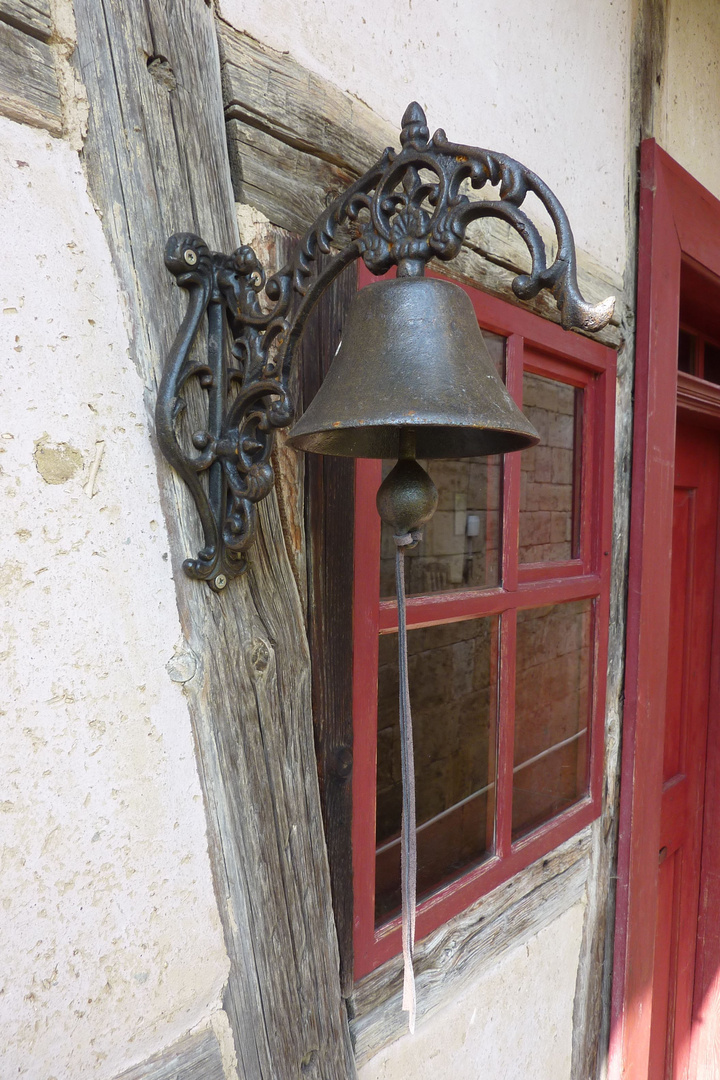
top-left (678, 329), bottom-right (697, 375)
top-left (512, 600), bottom-right (592, 839)
top-left (379, 331), bottom-right (505, 598)
top-left (375, 616), bottom-right (499, 922)
top-left (703, 342), bottom-right (720, 385)
top-left (519, 373), bottom-right (581, 564)
top-left (379, 458), bottom-right (502, 597)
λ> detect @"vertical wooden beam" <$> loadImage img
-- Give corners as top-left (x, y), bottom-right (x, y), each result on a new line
top-left (302, 263), bottom-right (358, 997)
top-left (72, 2), bottom-right (355, 1076)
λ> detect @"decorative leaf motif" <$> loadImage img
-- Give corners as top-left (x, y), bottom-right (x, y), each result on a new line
top-left (157, 103), bottom-right (615, 588)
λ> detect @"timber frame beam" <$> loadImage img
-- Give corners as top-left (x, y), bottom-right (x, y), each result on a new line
top-left (73, 2), bottom-right (355, 1077)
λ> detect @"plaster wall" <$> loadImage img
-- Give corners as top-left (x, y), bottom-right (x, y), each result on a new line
top-left (660, 0), bottom-right (720, 201)
top-left (0, 117), bottom-right (230, 1078)
top-left (220, 0), bottom-right (632, 278)
top-left (358, 901), bottom-right (585, 1080)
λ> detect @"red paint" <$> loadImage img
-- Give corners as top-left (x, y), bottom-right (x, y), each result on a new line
top-left (611, 142), bottom-right (720, 1080)
top-left (609, 143), bottom-right (682, 1080)
top-left (647, 425), bottom-right (719, 1077)
top-left (352, 263), bottom-right (615, 980)
top-left (691, 501), bottom-right (720, 1076)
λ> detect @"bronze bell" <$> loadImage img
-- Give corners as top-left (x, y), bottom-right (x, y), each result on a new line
top-left (287, 276), bottom-right (540, 459)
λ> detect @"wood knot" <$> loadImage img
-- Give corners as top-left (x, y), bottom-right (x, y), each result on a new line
top-left (251, 639), bottom-right (271, 674)
top-left (147, 55), bottom-right (177, 92)
top-left (331, 746), bottom-right (353, 780)
top-left (300, 1049), bottom-right (319, 1075)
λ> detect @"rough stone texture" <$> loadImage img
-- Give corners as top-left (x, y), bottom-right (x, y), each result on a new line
top-left (0, 116), bottom-right (230, 1078)
top-left (357, 903), bottom-right (585, 1079)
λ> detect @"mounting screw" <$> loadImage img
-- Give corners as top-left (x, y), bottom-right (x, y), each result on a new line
top-left (184, 248), bottom-right (198, 266)
top-left (214, 574), bottom-right (227, 590)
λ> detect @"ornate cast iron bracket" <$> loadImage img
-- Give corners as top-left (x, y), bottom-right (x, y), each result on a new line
top-left (156, 102), bottom-right (615, 590)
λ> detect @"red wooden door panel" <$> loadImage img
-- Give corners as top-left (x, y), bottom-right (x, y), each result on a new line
top-left (648, 423), bottom-right (720, 1078)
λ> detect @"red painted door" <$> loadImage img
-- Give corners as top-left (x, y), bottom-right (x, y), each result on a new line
top-left (648, 422), bottom-right (720, 1078)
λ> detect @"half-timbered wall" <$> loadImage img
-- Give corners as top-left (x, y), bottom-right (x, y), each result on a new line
top-left (3, 1), bottom-right (719, 1079)
top-left (218, 5), bottom-right (633, 1079)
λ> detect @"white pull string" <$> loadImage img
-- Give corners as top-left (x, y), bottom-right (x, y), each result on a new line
top-left (394, 527), bottom-right (422, 1034)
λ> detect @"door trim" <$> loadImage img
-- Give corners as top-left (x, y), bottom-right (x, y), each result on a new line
top-left (610, 142), bottom-right (720, 1078)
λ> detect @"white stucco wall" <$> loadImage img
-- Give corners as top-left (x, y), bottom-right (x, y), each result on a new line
top-left (660, 0), bottom-right (720, 201)
top-left (0, 117), bottom-right (229, 1078)
top-left (220, 0), bottom-right (632, 277)
top-left (359, 902), bottom-right (585, 1080)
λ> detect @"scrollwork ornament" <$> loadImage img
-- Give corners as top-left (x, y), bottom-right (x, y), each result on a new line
top-left (157, 103), bottom-right (615, 588)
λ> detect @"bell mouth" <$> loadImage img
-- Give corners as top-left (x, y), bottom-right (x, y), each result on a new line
top-left (287, 422), bottom-right (538, 459)
top-left (287, 276), bottom-right (540, 459)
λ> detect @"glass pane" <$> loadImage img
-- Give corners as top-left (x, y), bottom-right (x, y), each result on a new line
top-left (512, 600), bottom-right (592, 839)
top-left (379, 458), bottom-right (502, 597)
top-left (519, 373), bottom-right (581, 564)
top-left (379, 331), bottom-right (505, 598)
top-left (678, 329), bottom-right (697, 375)
top-left (375, 616), bottom-right (499, 922)
top-left (703, 342), bottom-right (720, 385)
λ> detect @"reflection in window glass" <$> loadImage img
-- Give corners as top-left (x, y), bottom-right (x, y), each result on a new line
top-left (704, 342), bottom-right (720, 385)
top-left (375, 616), bottom-right (499, 922)
top-left (512, 600), bottom-right (592, 838)
top-left (379, 331), bottom-right (505, 598)
top-left (519, 373), bottom-right (581, 564)
top-left (379, 457), bottom-right (502, 598)
top-left (677, 329), bottom-right (697, 375)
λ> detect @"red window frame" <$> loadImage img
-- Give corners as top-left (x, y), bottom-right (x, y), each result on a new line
top-left (351, 264), bottom-right (616, 979)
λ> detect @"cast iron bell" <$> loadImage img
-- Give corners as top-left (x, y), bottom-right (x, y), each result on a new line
top-left (287, 276), bottom-right (540, 459)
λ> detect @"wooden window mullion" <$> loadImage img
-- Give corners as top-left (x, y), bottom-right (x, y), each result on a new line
top-left (496, 608), bottom-right (517, 859)
top-left (502, 333), bottom-right (524, 593)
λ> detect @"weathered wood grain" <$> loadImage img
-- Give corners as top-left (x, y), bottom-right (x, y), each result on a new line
top-left (351, 827), bottom-right (592, 1065)
top-left (301, 261), bottom-right (358, 998)
top-left (219, 26), bottom-right (387, 177)
top-left (73, 2), bottom-right (354, 1078)
top-left (0, 19), bottom-right (60, 133)
top-left (227, 117), bottom-right (356, 240)
top-left (114, 1028), bottom-right (224, 1080)
top-left (219, 20), bottom-right (622, 349)
top-left (0, 0), bottom-right (52, 40)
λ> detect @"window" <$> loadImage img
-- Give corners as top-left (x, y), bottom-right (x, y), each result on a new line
top-left (351, 269), bottom-right (615, 978)
top-left (677, 259), bottom-right (720, 385)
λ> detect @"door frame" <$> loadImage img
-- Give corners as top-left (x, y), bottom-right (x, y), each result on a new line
top-left (609, 141), bottom-right (720, 1077)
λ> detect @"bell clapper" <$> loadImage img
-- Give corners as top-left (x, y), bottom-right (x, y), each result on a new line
top-left (376, 429), bottom-right (438, 543)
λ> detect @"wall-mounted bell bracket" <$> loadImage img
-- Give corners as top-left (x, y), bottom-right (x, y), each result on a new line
top-left (156, 102), bottom-right (614, 591)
